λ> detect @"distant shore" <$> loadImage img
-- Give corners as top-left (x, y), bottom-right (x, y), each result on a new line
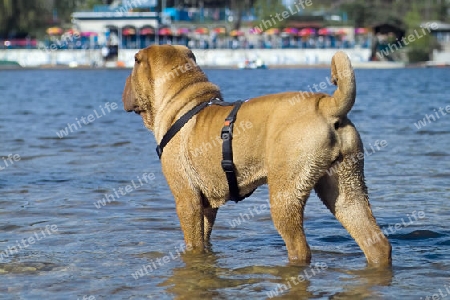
top-left (0, 48), bottom-right (373, 68)
top-left (1, 62), bottom-right (426, 70)
top-left (1, 48), bottom-right (446, 70)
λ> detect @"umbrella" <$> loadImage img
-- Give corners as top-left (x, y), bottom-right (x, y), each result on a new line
top-left (299, 28), bottom-right (316, 36)
top-left (81, 31), bottom-right (98, 37)
top-left (355, 28), bottom-right (368, 34)
top-left (140, 28), bottom-right (154, 35)
top-left (265, 28), bottom-right (280, 35)
top-left (177, 28), bottom-right (190, 35)
top-left (122, 28), bottom-right (136, 36)
top-left (336, 29), bottom-right (347, 35)
top-left (159, 28), bottom-right (172, 36)
top-left (46, 27), bottom-right (63, 35)
top-left (230, 30), bottom-right (244, 37)
top-left (283, 28), bottom-right (299, 35)
top-left (318, 28), bottom-right (332, 35)
top-left (64, 29), bottom-right (80, 35)
top-left (249, 27), bottom-right (263, 34)
top-left (213, 27), bottom-right (226, 34)
top-left (195, 27), bottom-right (209, 35)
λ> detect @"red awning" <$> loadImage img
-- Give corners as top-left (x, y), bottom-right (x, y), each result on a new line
top-left (213, 27), bottom-right (226, 34)
top-left (122, 28), bottom-right (136, 36)
top-left (140, 28), bottom-right (154, 35)
top-left (299, 28), bottom-right (316, 36)
top-left (177, 28), bottom-right (190, 35)
top-left (159, 28), bottom-right (173, 36)
top-left (195, 28), bottom-right (209, 35)
top-left (283, 28), bottom-right (299, 35)
top-left (230, 30), bottom-right (244, 37)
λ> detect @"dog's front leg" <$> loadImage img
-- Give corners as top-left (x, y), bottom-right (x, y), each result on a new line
top-left (173, 190), bottom-right (205, 252)
top-left (203, 207), bottom-right (218, 245)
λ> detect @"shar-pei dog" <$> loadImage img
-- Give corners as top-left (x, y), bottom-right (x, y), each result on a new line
top-left (122, 45), bottom-right (392, 266)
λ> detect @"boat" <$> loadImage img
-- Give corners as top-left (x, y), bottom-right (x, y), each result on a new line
top-left (238, 58), bottom-right (267, 69)
top-left (425, 61), bottom-right (450, 68)
top-left (0, 60), bottom-right (21, 68)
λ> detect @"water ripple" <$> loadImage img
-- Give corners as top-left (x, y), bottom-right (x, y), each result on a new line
top-left (0, 68), bottom-right (449, 299)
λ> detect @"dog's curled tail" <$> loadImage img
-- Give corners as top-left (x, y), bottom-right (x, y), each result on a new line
top-left (321, 51), bottom-right (356, 118)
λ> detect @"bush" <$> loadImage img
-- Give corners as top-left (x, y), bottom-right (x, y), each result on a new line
top-left (408, 48), bottom-right (430, 62)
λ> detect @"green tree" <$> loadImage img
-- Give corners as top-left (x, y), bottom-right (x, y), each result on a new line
top-left (403, 4), bottom-right (438, 62)
top-left (438, 0), bottom-right (449, 22)
top-left (0, 0), bottom-right (52, 37)
top-left (340, 0), bottom-right (368, 28)
top-left (0, 0), bottom-right (109, 38)
top-left (229, 0), bottom-right (257, 30)
top-left (253, 0), bottom-right (287, 28)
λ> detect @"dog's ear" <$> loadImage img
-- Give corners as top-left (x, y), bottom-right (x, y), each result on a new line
top-left (186, 48), bottom-right (197, 63)
top-left (174, 45), bottom-right (196, 63)
top-left (134, 50), bottom-right (144, 64)
top-left (122, 76), bottom-right (137, 112)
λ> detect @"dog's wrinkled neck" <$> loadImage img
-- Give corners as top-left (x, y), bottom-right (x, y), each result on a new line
top-left (153, 80), bottom-right (222, 143)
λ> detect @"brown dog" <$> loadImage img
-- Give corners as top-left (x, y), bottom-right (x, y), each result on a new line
top-left (122, 45), bottom-right (392, 266)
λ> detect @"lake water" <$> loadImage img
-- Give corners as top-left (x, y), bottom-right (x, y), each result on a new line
top-left (0, 67), bottom-right (449, 300)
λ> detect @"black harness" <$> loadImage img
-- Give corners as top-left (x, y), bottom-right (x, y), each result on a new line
top-left (156, 99), bottom-right (251, 202)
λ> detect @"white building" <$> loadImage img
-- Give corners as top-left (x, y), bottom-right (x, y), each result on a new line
top-left (72, 0), bottom-right (159, 47)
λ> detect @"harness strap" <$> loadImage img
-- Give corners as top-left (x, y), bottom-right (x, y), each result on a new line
top-left (156, 99), bottom-right (253, 203)
top-left (220, 101), bottom-right (244, 202)
top-left (156, 101), bottom-right (211, 159)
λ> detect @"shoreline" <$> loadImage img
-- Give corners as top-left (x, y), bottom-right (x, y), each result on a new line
top-left (2, 48), bottom-right (449, 69)
top-left (0, 62), bottom-right (434, 70)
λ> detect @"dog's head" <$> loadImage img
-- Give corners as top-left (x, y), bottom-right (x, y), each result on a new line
top-left (122, 45), bottom-right (203, 130)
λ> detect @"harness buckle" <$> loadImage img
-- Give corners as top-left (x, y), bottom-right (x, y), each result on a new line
top-left (221, 159), bottom-right (235, 172)
top-left (221, 125), bottom-right (233, 140)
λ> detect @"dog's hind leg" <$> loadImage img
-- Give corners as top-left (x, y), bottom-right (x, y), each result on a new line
top-left (314, 121), bottom-right (392, 266)
top-left (315, 173), bottom-right (392, 266)
top-left (266, 122), bottom-right (337, 264)
top-left (268, 175), bottom-right (313, 264)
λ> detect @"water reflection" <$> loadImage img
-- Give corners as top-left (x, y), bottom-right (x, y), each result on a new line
top-left (161, 251), bottom-right (310, 299)
top-left (159, 249), bottom-right (393, 299)
top-left (329, 267), bottom-right (393, 299)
